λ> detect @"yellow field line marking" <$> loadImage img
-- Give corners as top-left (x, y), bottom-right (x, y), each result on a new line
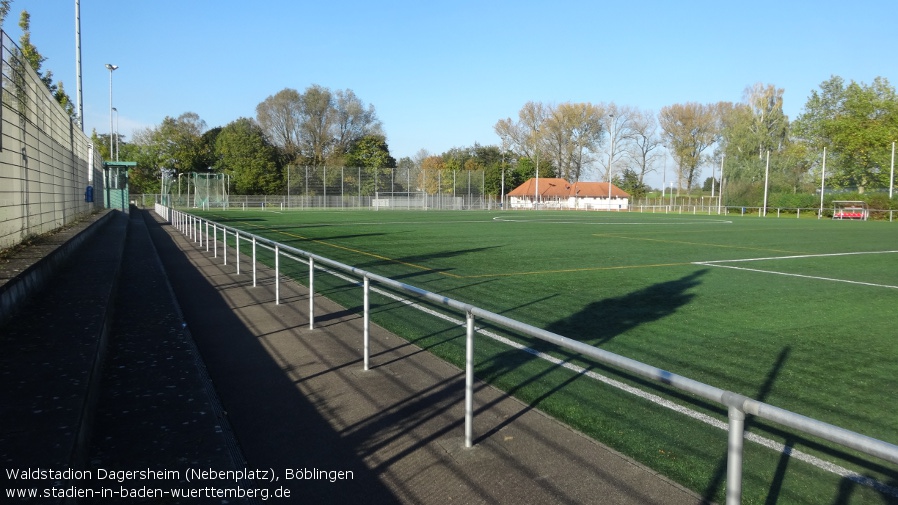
top-left (230, 219), bottom-right (464, 279)
top-left (211, 217), bottom-right (729, 280)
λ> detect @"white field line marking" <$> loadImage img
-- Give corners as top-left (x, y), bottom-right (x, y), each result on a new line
top-left (694, 250), bottom-right (898, 290)
top-left (492, 217), bottom-right (733, 225)
top-left (312, 264), bottom-right (897, 496)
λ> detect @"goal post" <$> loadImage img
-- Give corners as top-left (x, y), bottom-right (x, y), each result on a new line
top-left (832, 201), bottom-right (868, 220)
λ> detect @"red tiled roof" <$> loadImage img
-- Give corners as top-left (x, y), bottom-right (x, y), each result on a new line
top-left (569, 181), bottom-right (630, 198)
top-left (507, 178), bottom-right (571, 198)
top-left (507, 178), bottom-right (629, 198)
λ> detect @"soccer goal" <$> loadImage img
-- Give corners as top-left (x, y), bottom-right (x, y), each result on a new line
top-left (192, 173), bottom-right (230, 209)
top-left (372, 191), bottom-right (426, 210)
top-left (832, 201), bottom-right (868, 220)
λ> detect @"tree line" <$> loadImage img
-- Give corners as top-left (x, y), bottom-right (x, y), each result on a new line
top-left (109, 75), bottom-right (895, 208)
top-left (7, 1), bottom-right (896, 206)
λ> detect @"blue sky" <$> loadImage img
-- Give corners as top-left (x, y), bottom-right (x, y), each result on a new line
top-left (8, 0), bottom-right (894, 187)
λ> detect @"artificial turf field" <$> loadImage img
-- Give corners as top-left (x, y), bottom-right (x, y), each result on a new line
top-left (192, 208), bottom-right (898, 504)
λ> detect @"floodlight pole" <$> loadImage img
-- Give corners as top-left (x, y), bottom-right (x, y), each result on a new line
top-left (890, 141), bottom-right (895, 199)
top-left (75, 0), bottom-right (84, 131)
top-left (819, 147), bottom-right (827, 219)
top-left (105, 63), bottom-right (118, 159)
top-left (762, 151), bottom-right (770, 217)
top-left (608, 114), bottom-right (615, 210)
top-left (112, 107), bottom-right (119, 161)
top-left (534, 127), bottom-right (540, 210)
top-left (718, 154), bottom-right (725, 215)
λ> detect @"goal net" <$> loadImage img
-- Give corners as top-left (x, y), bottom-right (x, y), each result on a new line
top-left (372, 191), bottom-right (426, 210)
top-left (832, 201), bottom-right (868, 220)
top-left (191, 173), bottom-right (229, 209)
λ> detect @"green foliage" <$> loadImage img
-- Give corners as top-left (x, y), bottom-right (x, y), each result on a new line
top-left (614, 168), bottom-right (650, 198)
top-left (16, 9), bottom-right (73, 117)
top-left (794, 76), bottom-right (898, 192)
top-left (344, 134), bottom-right (396, 169)
top-left (214, 118), bottom-right (282, 194)
top-left (659, 102), bottom-right (721, 190)
top-left (766, 192), bottom-right (819, 210)
top-left (256, 85), bottom-right (383, 167)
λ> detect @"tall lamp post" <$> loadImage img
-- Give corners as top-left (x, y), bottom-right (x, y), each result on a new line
top-left (607, 114), bottom-right (615, 210)
top-left (534, 127), bottom-right (540, 210)
top-left (105, 63), bottom-right (118, 159)
top-left (112, 107), bottom-right (119, 161)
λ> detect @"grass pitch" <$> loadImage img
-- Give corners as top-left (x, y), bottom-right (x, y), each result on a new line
top-left (195, 208), bottom-right (898, 504)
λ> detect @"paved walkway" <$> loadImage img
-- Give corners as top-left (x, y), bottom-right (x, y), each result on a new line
top-left (1, 207), bottom-right (706, 504)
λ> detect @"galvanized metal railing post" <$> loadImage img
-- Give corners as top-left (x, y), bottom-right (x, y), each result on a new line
top-left (309, 257), bottom-right (315, 329)
top-left (252, 236), bottom-right (257, 287)
top-left (275, 244), bottom-right (280, 305)
top-left (205, 220), bottom-right (209, 251)
top-left (213, 225), bottom-right (218, 258)
top-left (363, 275), bottom-right (370, 371)
top-left (223, 228), bottom-right (228, 265)
top-left (726, 405), bottom-right (746, 505)
top-left (464, 310), bottom-right (475, 448)
top-left (236, 232), bottom-right (240, 275)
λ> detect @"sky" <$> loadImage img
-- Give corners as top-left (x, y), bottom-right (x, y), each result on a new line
top-left (6, 0), bottom-right (894, 188)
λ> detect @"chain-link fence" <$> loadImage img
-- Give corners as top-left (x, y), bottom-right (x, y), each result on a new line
top-left (161, 167), bottom-right (501, 210)
top-left (0, 30), bottom-right (103, 251)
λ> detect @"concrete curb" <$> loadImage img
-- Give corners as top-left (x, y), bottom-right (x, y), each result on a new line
top-left (0, 210), bottom-right (115, 326)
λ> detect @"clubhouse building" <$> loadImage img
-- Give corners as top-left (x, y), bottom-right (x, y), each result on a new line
top-left (506, 178), bottom-right (630, 210)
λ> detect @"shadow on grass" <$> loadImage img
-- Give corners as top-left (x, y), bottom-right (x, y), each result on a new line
top-left (546, 268), bottom-right (707, 346)
top-left (472, 270), bottom-right (707, 442)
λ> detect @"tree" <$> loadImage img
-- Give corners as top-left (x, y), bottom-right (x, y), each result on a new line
top-left (418, 155), bottom-right (445, 194)
top-left (494, 101), bottom-right (549, 162)
top-left (495, 101), bottom-right (604, 181)
top-left (613, 168), bottom-right (649, 198)
top-left (344, 134), bottom-right (396, 169)
top-left (256, 88), bottom-right (302, 162)
top-left (256, 85), bottom-right (382, 167)
top-left (0, 1), bottom-right (11, 26)
top-left (793, 76), bottom-right (898, 192)
top-left (16, 9), bottom-right (73, 116)
top-left (543, 102), bottom-right (605, 181)
top-left (744, 83), bottom-right (789, 156)
top-left (658, 102), bottom-right (722, 191)
top-left (332, 89), bottom-right (383, 159)
top-left (624, 108), bottom-right (663, 185)
top-left (215, 118), bottom-right (282, 194)
top-left (129, 112), bottom-right (208, 190)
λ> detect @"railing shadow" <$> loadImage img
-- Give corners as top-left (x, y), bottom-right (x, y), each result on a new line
top-left (143, 210), bottom-right (401, 504)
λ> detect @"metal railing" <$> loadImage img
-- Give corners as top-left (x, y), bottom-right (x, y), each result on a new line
top-left (156, 203), bottom-right (898, 504)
